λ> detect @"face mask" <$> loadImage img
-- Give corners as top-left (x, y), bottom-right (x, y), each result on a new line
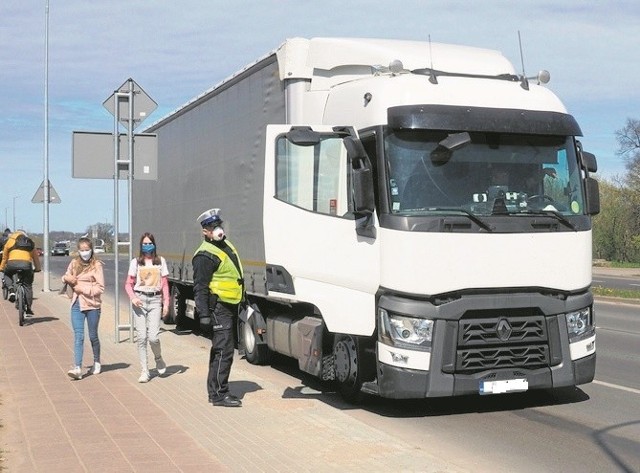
top-left (212, 227), bottom-right (225, 241)
top-left (79, 249), bottom-right (92, 261)
top-left (141, 243), bottom-right (155, 254)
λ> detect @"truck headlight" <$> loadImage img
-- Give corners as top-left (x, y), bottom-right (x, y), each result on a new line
top-left (379, 308), bottom-right (433, 349)
top-left (565, 307), bottom-right (593, 340)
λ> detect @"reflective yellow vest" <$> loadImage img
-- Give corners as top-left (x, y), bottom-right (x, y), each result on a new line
top-left (194, 240), bottom-right (243, 304)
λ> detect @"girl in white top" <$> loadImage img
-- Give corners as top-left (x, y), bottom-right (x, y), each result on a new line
top-left (124, 232), bottom-right (170, 383)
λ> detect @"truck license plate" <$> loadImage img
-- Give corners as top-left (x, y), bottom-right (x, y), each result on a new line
top-left (479, 379), bottom-right (528, 395)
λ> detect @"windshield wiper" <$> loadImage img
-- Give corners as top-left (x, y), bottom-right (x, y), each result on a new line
top-left (426, 207), bottom-right (493, 232)
top-left (520, 210), bottom-right (576, 230)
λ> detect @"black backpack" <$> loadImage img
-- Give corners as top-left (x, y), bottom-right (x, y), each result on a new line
top-left (13, 234), bottom-right (35, 252)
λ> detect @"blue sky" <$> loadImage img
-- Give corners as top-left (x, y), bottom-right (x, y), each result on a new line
top-left (1, 1), bottom-right (638, 232)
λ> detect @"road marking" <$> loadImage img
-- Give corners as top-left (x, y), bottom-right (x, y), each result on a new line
top-left (631, 283), bottom-right (640, 287)
top-left (593, 379), bottom-right (640, 395)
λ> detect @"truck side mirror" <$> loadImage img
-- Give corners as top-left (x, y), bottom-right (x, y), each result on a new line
top-left (580, 151), bottom-right (598, 173)
top-left (584, 177), bottom-right (600, 215)
top-left (343, 136), bottom-right (376, 238)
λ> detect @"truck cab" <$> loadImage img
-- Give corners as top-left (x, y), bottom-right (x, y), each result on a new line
top-left (138, 37), bottom-right (599, 402)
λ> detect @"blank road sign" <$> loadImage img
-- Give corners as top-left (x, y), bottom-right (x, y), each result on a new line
top-left (72, 131), bottom-right (157, 180)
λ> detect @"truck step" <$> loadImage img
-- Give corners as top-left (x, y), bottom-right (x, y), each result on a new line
top-left (361, 380), bottom-right (379, 395)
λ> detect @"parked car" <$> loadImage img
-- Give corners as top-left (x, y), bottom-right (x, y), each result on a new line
top-left (51, 242), bottom-right (70, 256)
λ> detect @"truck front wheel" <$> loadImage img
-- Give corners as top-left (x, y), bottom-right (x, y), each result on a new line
top-left (240, 315), bottom-right (270, 365)
top-left (333, 335), bottom-right (375, 403)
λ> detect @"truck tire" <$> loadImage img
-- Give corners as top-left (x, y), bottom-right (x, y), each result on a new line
top-left (240, 316), bottom-right (270, 365)
top-left (166, 285), bottom-right (186, 326)
top-left (333, 335), bottom-right (375, 403)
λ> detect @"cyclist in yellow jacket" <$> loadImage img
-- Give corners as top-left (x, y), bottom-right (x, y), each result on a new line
top-left (0, 230), bottom-right (41, 314)
top-left (192, 208), bottom-right (243, 408)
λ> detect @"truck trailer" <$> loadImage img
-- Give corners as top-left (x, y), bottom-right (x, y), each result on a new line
top-left (138, 37), bottom-right (599, 401)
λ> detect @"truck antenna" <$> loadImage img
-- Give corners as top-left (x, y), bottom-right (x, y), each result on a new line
top-left (517, 30), bottom-right (529, 90)
top-left (518, 30), bottom-right (526, 77)
top-left (428, 34), bottom-right (437, 84)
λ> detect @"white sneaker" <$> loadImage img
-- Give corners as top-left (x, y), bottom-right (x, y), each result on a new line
top-left (138, 371), bottom-right (150, 383)
top-left (156, 357), bottom-right (166, 375)
top-left (93, 362), bottom-right (101, 375)
top-left (67, 366), bottom-right (82, 380)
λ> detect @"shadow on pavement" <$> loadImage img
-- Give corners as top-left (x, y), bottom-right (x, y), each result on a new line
top-left (99, 362), bottom-right (131, 373)
top-left (158, 365), bottom-right (189, 377)
top-left (24, 316), bottom-right (59, 325)
top-left (229, 380), bottom-right (263, 400)
top-left (267, 350), bottom-right (592, 416)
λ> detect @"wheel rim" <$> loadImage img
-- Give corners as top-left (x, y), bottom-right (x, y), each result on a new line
top-left (334, 337), bottom-right (357, 384)
top-left (243, 321), bottom-right (256, 354)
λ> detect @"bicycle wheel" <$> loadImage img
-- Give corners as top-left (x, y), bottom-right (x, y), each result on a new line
top-left (17, 285), bottom-right (25, 327)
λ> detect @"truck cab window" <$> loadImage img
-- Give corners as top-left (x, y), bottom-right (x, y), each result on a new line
top-left (275, 134), bottom-right (349, 216)
top-left (385, 130), bottom-right (585, 217)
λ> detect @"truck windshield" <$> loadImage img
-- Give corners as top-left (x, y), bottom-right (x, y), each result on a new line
top-left (385, 130), bottom-right (585, 217)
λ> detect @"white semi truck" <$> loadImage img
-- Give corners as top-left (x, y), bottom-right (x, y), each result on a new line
top-left (138, 37), bottom-right (599, 401)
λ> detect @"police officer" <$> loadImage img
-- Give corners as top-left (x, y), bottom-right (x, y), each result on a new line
top-left (193, 208), bottom-right (243, 407)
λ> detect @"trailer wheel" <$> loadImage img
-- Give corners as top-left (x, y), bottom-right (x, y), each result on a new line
top-left (240, 316), bottom-right (270, 365)
top-left (333, 335), bottom-right (375, 403)
top-left (166, 285), bottom-right (186, 326)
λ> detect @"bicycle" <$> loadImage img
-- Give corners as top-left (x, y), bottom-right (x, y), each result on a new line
top-left (1, 271), bottom-right (8, 300)
top-left (12, 271), bottom-right (29, 327)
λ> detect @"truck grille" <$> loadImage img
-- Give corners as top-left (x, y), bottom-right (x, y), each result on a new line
top-left (457, 344), bottom-right (549, 371)
top-left (455, 315), bottom-right (550, 373)
top-left (459, 316), bottom-right (546, 345)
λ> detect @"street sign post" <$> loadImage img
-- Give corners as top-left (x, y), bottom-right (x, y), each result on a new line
top-left (72, 131), bottom-right (157, 180)
top-left (31, 180), bottom-right (61, 204)
top-left (103, 78), bottom-right (157, 343)
top-left (103, 78), bottom-right (157, 131)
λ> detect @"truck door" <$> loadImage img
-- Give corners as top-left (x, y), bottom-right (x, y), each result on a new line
top-left (263, 125), bottom-right (380, 336)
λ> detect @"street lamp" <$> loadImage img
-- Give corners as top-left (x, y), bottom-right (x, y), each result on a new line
top-left (12, 196), bottom-right (19, 230)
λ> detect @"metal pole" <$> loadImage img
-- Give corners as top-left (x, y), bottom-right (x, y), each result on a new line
top-left (42, 0), bottom-right (51, 292)
top-left (12, 196), bottom-right (17, 229)
top-left (127, 79), bottom-right (134, 342)
top-left (113, 93), bottom-right (120, 342)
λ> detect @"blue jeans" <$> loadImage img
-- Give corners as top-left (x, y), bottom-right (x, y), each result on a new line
top-left (71, 299), bottom-right (101, 367)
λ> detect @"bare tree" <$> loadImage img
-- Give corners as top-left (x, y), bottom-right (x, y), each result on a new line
top-left (615, 118), bottom-right (640, 192)
top-left (84, 222), bottom-right (114, 251)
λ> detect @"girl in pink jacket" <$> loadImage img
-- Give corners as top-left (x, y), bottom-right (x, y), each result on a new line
top-left (62, 237), bottom-right (105, 380)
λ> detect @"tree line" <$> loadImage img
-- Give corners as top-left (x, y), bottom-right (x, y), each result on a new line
top-left (592, 118), bottom-right (640, 263)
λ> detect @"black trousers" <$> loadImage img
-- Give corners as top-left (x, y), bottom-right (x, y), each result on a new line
top-left (207, 301), bottom-right (237, 401)
top-left (4, 261), bottom-right (34, 309)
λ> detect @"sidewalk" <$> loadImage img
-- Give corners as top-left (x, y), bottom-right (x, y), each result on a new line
top-left (0, 273), bottom-right (461, 473)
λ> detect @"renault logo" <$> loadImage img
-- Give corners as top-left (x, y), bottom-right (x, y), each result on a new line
top-left (496, 319), bottom-right (512, 341)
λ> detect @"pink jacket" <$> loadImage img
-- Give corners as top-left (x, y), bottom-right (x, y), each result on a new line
top-left (62, 259), bottom-right (105, 311)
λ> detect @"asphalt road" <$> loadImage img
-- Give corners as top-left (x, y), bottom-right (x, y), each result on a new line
top-left (592, 273), bottom-right (640, 292)
top-left (43, 255), bottom-right (640, 472)
top-left (339, 299), bottom-right (640, 473)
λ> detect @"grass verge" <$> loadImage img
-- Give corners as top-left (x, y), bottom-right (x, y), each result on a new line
top-left (592, 285), bottom-right (640, 300)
